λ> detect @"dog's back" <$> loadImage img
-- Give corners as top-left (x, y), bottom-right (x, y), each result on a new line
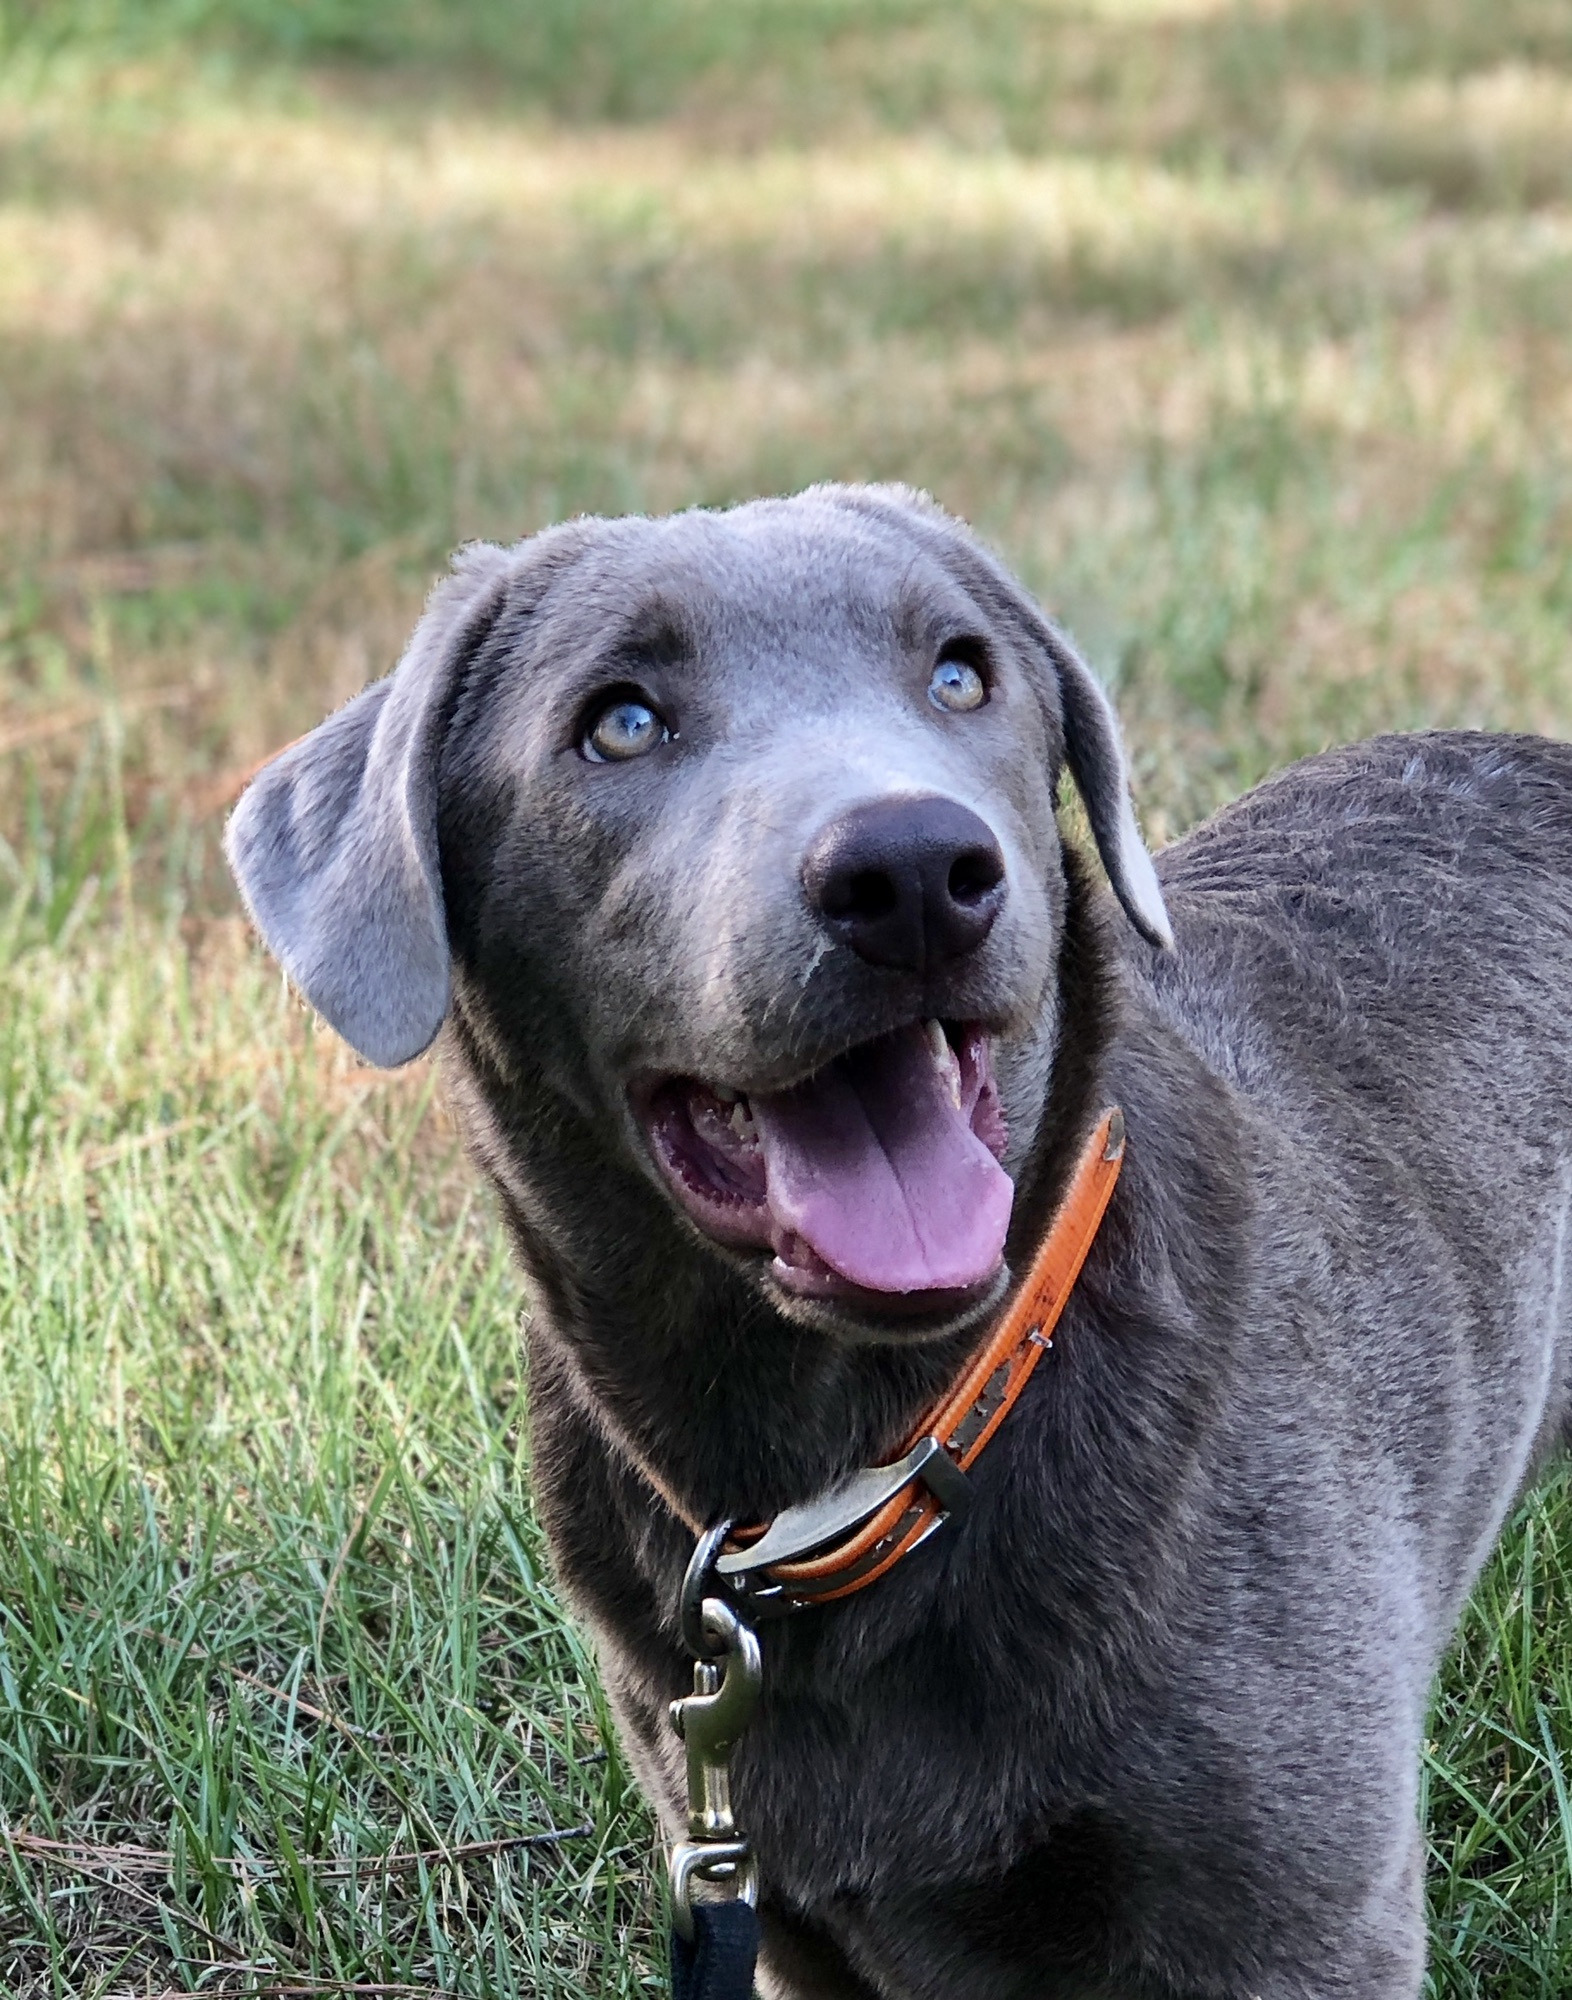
top-left (1159, 729), bottom-right (1572, 978)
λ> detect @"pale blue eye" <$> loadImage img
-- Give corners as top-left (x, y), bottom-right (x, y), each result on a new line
top-left (584, 697), bottom-right (669, 762)
top-left (928, 657), bottom-right (987, 714)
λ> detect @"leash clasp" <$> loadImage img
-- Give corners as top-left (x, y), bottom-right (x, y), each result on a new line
top-left (668, 1541), bottom-right (763, 1942)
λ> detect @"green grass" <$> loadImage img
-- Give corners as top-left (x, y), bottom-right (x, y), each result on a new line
top-left (0, 756), bottom-right (661, 1995)
top-left (2, 1), bottom-right (1572, 1992)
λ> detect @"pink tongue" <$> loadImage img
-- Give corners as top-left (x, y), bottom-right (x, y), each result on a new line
top-left (748, 1025), bottom-right (1014, 1293)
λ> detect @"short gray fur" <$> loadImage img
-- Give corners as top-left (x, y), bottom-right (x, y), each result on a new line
top-left (226, 484), bottom-right (1572, 1999)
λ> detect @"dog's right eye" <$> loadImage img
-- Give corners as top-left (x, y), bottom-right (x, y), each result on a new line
top-left (581, 694), bottom-right (671, 763)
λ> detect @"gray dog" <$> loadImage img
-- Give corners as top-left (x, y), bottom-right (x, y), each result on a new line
top-left (226, 484), bottom-right (1572, 1999)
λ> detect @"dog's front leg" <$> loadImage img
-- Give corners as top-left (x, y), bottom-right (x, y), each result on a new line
top-left (1245, 1827), bottom-right (1425, 2000)
top-left (757, 1902), bottom-right (888, 2000)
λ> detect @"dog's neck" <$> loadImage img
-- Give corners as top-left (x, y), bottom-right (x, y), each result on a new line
top-left (445, 853), bottom-right (1116, 1534)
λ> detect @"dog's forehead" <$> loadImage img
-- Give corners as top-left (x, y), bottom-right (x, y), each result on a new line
top-left (534, 501), bottom-right (976, 666)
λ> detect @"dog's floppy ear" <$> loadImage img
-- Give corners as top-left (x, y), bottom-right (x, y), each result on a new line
top-left (818, 482), bottom-right (1174, 950)
top-left (224, 543), bottom-right (513, 1067)
top-left (1029, 616), bottom-right (1174, 951)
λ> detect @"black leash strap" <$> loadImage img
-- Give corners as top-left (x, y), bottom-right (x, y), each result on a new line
top-left (670, 1897), bottom-right (760, 2000)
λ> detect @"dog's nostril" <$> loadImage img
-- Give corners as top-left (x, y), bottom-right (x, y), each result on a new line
top-left (948, 848), bottom-right (1004, 907)
top-left (824, 868), bottom-right (900, 923)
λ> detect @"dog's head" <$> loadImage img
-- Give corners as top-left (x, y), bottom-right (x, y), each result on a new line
top-left (227, 485), bottom-right (1168, 1338)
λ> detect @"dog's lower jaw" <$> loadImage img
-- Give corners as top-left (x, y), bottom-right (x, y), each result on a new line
top-left (757, 1256), bottom-right (1013, 1346)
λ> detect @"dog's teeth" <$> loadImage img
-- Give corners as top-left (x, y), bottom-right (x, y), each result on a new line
top-left (924, 1018), bottom-right (963, 1109)
top-left (729, 1100), bottom-right (757, 1145)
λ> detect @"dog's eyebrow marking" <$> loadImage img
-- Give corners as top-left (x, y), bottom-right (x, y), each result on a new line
top-left (589, 600), bottom-right (694, 674)
top-left (891, 564), bottom-right (991, 655)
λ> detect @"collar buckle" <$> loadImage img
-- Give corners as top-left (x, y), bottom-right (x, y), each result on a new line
top-left (715, 1433), bottom-right (969, 1583)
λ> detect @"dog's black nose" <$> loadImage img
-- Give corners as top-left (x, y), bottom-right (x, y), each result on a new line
top-left (804, 796), bottom-right (1006, 973)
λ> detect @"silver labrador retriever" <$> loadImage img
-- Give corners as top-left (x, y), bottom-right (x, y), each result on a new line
top-left (226, 484), bottom-right (1572, 1999)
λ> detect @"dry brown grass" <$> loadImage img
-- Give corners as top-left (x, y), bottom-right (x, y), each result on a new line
top-left (3, 0), bottom-right (1571, 859)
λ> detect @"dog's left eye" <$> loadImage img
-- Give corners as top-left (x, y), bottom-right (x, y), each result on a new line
top-left (581, 694), bottom-right (671, 762)
top-left (928, 656), bottom-right (988, 714)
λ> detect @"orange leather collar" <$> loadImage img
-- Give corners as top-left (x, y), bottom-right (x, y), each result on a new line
top-left (709, 1107), bottom-right (1126, 1616)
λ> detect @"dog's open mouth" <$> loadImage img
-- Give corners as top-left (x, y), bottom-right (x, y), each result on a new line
top-left (636, 1022), bottom-right (1012, 1304)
